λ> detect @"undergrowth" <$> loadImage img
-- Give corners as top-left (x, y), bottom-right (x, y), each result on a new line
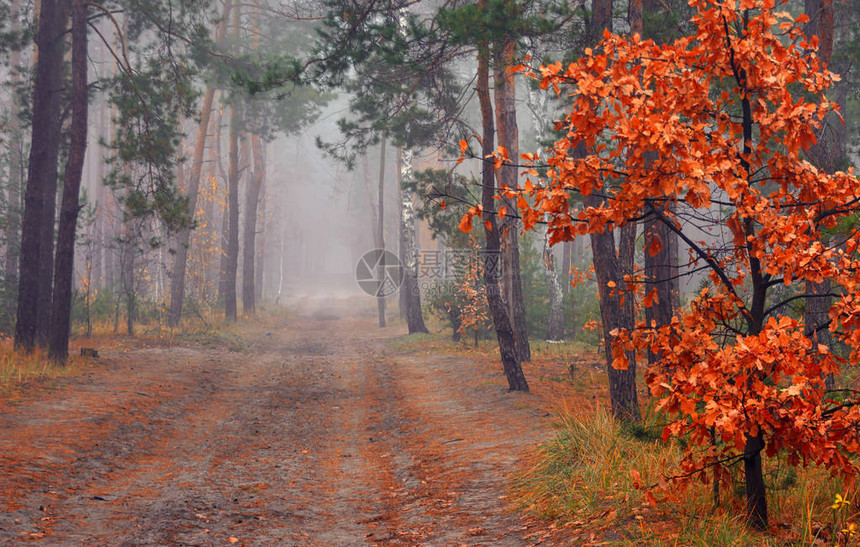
top-left (0, 338), bottom-right (83, 394)
top-left (514, 404), bottom-right (860, 545)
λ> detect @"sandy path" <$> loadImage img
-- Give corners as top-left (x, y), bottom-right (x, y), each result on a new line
top-left (0, 299), bottom-right (552, 545)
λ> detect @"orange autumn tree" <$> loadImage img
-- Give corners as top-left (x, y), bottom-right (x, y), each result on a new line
top-left (497, 0), bottom-right (860, 530)
top-left (455, 238), bottom-right (492, 347)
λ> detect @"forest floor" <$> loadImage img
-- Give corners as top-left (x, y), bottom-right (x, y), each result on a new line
top-left (0, 297), bottom-right (603, 545)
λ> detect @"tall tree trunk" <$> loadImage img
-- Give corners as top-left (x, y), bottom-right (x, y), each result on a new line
top-left (804, 0), bottom-right (838, 390)
top-left (805, 0), bottom-right (834, 66)
top-left (15, 0), bottom-right (69, 351)
top-left (398, 148), bottom-right (428, 334)
top-left (48, 0), bottom-right (88, 364)
top-left (631, 2), bottom-right (679, 367)
top-left (125, 253), bottom-right (135, 336)
top-left (119, 222), bottom-right (136, 337)
top-left (168, 88), bottom-right (215, 326)
top-left (644, 208), bottom-right (679, 363)
top-left (525, 47), bottom-right (564, 341)
top-left (588, 215), bottom-right (641, 421)
top-left (4, 0), bottom-right (23, 317)
top-left (477, 43), bottom-right (528, 392)
top-left (242, 134), bottom-right (264, 314)
top-left (167, 0), bottom-right (231, 327)
top-left (376, 137), bottom-right (387, 328)
top-left (493, 39), bottom-right (530, 362)
top-left (544, 243), bottom-right (564, 340)
top-left (587, 0), bottom-right (641, 422)
top-left (218, 200), bottom-right (229, 301)
top-left (561, 240), bottom-right (571, 295)
top-left (255, 158), bottom-right (266, 303)
top-left (224, 103), bottom-right (241, 321)
top-left (275, 221), bottom-right (286, 305)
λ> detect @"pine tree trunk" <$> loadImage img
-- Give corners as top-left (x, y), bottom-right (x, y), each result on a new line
top-left (224, 104), bottom-right (241, 321)
top-left (168, 88), bottom-right (215, 326)
top-left (493, 39), bottom-right (530, 362)
top-left (255, 161), bottom-right (266, 303)
top-left (477, 43), bottom-right (528, 392)
top-left (589, 218), bottom-right (641, 421)
top-left (398, 148), bottom-right (428, 334)
top-left (802, 0), bottom-right (839, 390)
top-left (120, 226), bottom-right (136, 337)
top-left (4, 0), bottom-right (23, 316)
top-left (15, 0), bottom-right (69, 351)
top-left (376, 137), bottom-right (387, 328)
top-left (525, 53), bottom-right (564, 341)
top-left (644, 206), bottom-right (679, 365)
top-left (48, 0), bottom-right (88, 364)
top-left (584, 0), bottom-right (640, 422)
top-left (167, 1), bottom-right (231, 327)
top-left (632, 1), bottom-right (680, 367)
top-left (242, 134), bottom-right (265, 315)
top-left (275, 222), bottom-right (286, 305)
top-left (218, 199), bottom-right (229, 302)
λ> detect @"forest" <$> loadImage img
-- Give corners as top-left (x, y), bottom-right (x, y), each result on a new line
top-left (1, 0), bottom-right (859, 543)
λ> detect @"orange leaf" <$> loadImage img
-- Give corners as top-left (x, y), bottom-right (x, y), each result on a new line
top-left (647, 233), bottom-right (663, 257)
top-left (644, 490), bottom-right (657, 507)
top-left (643, 288), bottom-right (659, 308)
top-left (459, 213), bottom-right (473, 233)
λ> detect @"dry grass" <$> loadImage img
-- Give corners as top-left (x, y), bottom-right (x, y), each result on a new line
top-left (389, 326), bottom-right (860, 545)
top-left (0, 338), bottom-right (85, 396)
top-left (512, 403), bottom-right (860, 545)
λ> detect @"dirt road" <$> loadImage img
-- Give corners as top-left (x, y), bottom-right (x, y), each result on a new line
top-left (0, 299), bottom-right (554, 545)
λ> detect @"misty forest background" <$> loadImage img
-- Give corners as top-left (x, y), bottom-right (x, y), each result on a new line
top-left (4, 0), bottom-right (860, 538)
top-left (0, 0), bottom-right (652, 357)
top-left (1, 0), bottom-right (859, 409)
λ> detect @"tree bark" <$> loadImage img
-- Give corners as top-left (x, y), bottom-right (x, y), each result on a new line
top-left (586, 0), bottom-right (640, 422)
top-left (561, 240), bottom-right (571, 295)
top-left (477, 43), bottom-right (528, 392)
top-left (167, 0), bottom-right (231, 327)
top-left (803, 0), bottom-right (838, 391)
top-left (255, 158), bottom-right (266, 303)
top-left (376, 137), bottom-right (387, 328)
top-left (224, 103), bottom-right (241, 321)
top-left (525, 49), bottom-right (564, 342)
top-left (168, 88), bottom-right (215, 326)
top-left (743, 434), bottom-right (768, 530)
top-left (15, 0), bottom-right (69, 351)
top-left (544, 242), bottom-right (564, 341)
top-left (805, 0), bottom-right (834, 65)
top-left (493, 39), bottom-right (530, 362)
top-left (644, 207), bottom-right (679, 365)
top-left (397, 148), bottom-right (428, 334)
top-left (48, 0), bottom-right (88, 364)
top-left (589, 213), bottom-right (641, 421)
top-left (630, 0), bottom-right (679, 368)
top-left (4, 0), bottom-right (23, 315)
top-left (242, 134), bottom-right (265, 314)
